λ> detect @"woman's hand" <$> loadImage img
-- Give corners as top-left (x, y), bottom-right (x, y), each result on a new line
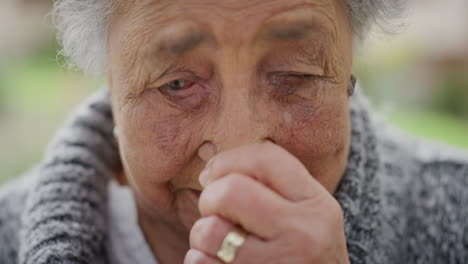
top-left (185, 143), bottom-right (349, 264)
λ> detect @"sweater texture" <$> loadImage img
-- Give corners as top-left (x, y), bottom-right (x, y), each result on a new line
top-left (0, 88), bottom-right (467, 264)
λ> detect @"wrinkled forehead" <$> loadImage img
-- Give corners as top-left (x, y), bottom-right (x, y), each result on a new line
top-left (110, 0), bottom-right (349, 63)
top-left (116, 0), bottom-right (341, 15)
top-left (111, 0), bottom-right (347, 43)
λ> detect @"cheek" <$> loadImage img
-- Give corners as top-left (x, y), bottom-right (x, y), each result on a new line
top-left (290, 104), bottom-right (347, 155)
top-left (276, 92), bottom-right (349, 171)
top-left (118, 98), bottom-right (205, 186)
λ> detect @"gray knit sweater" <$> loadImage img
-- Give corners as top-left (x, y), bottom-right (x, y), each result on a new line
top-left (0, 88), bottom-right (467, 264)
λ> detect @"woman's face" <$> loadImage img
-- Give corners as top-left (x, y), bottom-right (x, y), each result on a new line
top-left (108, 0), bottom-right (353, 230)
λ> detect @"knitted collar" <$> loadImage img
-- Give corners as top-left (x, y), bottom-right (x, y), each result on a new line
top-left (18, 88), bottom-right (382, 264)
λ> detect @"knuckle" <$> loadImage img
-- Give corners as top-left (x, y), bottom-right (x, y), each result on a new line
top-left (212, 174), bottom-right (244, 210)
top-left (204, 215), bottom-right (224, 230)
top-left (292, 222), bottom-right (321, 246)
top-left (200, 186), bottom-right (223, 214)
top-left (224, 173), bottom-right (245, 190)
top-left (281, 208), bottom-right (342, 255)
top-left (284, 227), bottom-right (326, 260)
top-left (274, 199), bottom-right (345, 261)
top-left (185, 249), bottom-right (209, 264)
top-left (325, 199), bottom-right (344, 223)
top-left (190, 221), bottom-right (205, 248)
top-left (191, 216), bottom-right (224, 248)
top-left (208, 156), bottom-right (221, 174)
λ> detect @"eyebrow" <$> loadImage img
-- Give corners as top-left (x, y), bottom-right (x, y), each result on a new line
top-left (157, 31), bottom-right (213, 55)
top-left (262, 21), bottom-right (326, 41)
top-left (151, 20), bottom-right (328, 60)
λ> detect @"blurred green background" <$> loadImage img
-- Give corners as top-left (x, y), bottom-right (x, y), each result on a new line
top-left (0, 0), bottom-right (467, 184)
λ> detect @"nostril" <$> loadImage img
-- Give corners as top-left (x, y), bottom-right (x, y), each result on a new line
top-left (263, 138), bottom-right (275, 144)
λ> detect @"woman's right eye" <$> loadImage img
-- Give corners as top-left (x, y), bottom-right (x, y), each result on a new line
top-left (157, 78), bottom-right (208, 110)
top-left (162, 80), bottom-right (194, 91)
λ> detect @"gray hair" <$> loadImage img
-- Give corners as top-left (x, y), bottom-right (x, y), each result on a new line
top-left (53, 0), bottom-right (406, 75)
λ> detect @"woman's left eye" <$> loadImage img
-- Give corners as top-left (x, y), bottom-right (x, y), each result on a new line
top-left (265, 72), bottom-right (325, 103)
top-left (269, 73), bottom-right (315, 92)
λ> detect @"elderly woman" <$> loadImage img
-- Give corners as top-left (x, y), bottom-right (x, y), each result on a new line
top-left (1, 0), bottom-right (468, 263)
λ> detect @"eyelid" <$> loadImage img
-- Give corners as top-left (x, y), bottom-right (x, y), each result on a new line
top-left (151, 68), bottom-right (202, 90)
top-left (159, 81), bottom-right (196, 97)
top-left (155, 58), bottom-right (213, 83)
top-left (277, 61), bottom-right (325, 73)
top-left (275, 71), bottom-right (316, 76)
top-left (265, 48), bottom-right (328, 76)
top-left (267, 71), bottom-right (320, 96)
top-left (162, 67), bottom-right (197, 81)
top-left (266, 55), bottom-right (326, 76)
top-left (268, 71), bottom-right (320, 80)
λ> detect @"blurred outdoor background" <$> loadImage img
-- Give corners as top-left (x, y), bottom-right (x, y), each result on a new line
top-left (0, 0), bottom-right (467, 184)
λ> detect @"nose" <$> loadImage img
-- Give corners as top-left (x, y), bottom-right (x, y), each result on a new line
top-left (209, 90), bottom-right (272, 152)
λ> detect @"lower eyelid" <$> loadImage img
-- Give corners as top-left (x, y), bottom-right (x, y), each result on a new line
top-left (163, 82), bottom-right (208, 101)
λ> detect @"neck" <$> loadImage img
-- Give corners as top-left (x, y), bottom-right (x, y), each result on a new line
top-left (139, 213), bottom-right (190, 264)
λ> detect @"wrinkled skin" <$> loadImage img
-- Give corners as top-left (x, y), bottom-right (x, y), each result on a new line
top-left (108, 0), bottom-right (353, 263)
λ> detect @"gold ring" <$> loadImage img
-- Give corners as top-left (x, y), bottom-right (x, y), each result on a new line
top-left (216, 229), bottom-right (247, 263)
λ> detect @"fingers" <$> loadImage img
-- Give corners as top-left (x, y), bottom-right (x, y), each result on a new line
top-left (185, 249), bottom-right (224, 264)
top-left (200, 143), bottom-right (323, 202)
top-left (199, 173), bottom-right (288, 239)
top-left (189, 215), bottom-right (266, 264)
top-left (190, 216), bottom-right (236, 256)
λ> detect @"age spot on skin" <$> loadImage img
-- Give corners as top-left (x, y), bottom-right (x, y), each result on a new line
top-left (282, 111), bottom-right (293, 125)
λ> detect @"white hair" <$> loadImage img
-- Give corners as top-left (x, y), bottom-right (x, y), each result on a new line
top-left (53, 0), bottom-right (113, 74)
top-left (53, 0), bottom-right (406, 75)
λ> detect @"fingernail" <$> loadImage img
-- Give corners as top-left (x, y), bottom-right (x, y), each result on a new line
top-left (198, 142), bottom-right (217, 162)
